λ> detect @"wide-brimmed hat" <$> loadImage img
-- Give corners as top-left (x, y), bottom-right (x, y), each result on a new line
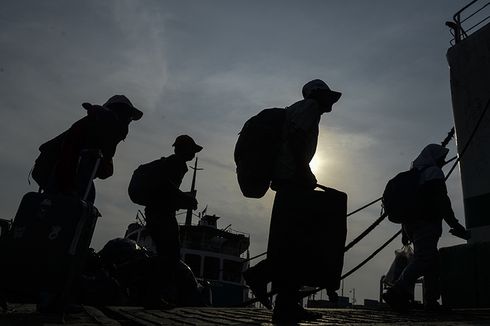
top-left (103, 95), bottom-right (143, 121)
top-left (172, 135), bottom-right (203, 153)
top-left (302, 79), bottom-right (342, 103)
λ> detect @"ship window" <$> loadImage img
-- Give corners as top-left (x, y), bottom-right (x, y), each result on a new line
top-left (203, 256), bottom-right (220, 280)
top-left (184, 254), bottom-right (201, 277)
top-left (222, 260), bottom-right (242, 283)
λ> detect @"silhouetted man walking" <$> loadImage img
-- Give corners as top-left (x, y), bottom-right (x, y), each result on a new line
top-left (137, 135), bottom-right (202, 307)
top-left (245, 79), bottom-right (342, 322)
top-left (383, 144), bottom-right (468, 311)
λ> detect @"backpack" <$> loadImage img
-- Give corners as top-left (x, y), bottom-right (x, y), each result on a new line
top-left (382, 169), bottom-right (423, 224)
top-left (128, 159), bottom-right (163, 206)
top-left (234, 108), bottom-right (286, 198)
top-left (31, 132), bottom-right (67, 189)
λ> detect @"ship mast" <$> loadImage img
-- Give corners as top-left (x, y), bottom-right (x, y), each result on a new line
top-left (185, 157), bottom-right (202, 226)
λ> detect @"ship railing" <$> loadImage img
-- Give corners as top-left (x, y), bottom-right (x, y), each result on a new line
top-left (224, 227), bottom-right (250, 238)
top-left (448, 0), bottom-right (490, 45)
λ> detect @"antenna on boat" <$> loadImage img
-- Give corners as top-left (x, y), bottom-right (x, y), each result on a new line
top-left (441, 127), bottom-right (455, 147)
top-left (185, 157), bottom-right (203, 226)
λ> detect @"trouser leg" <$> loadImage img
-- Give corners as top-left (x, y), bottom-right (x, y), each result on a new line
top-left (274, 282), bottom-right (300, 309)
top-left (395, 221), bottom-right (441, 301)
top-left (144, 207), bottom-right (180, 302)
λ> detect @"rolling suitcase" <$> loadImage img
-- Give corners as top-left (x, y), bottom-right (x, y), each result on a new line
top-left (0, 150), bottom-right (102, 310)
top-left (267, 186), bottom-right (347, 291)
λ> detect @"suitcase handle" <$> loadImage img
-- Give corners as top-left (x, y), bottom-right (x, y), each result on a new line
top-left (78, 149), bottom-right (103, 202)
top-left (316, 184), bottom-right (331, 192)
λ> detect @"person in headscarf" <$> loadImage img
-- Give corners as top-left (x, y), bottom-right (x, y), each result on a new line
top-left (244, 79), bottom-right (343, 322)
top-left (383, 144), bottom-right (468, 311)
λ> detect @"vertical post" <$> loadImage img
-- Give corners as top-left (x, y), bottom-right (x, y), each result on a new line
top-left (380, 276), bottom-right (385, 302)
top-left (185, 157), bottom-right (201, 226)
top-left (454, 14), bottom-right (462, 43)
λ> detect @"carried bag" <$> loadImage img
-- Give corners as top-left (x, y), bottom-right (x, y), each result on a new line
top-left (267, 186), bottom-right (347, 290)
top-left (0, 151), bottom-right (102, 310)
top-left (382, 168), bottom-right (423, 223)
top-left (384, 245), bottom-right (413, 286)
top-left (234, 108), bottom-right (285, 198)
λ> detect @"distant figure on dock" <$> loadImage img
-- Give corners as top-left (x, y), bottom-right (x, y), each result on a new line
top-left (244, 79), bottom-right (343, 322)
top-left (128, 135), bottom-right (202, 308)
top-left (31, 95), bottom-right (143, 203)
top-left (383, 144), bottom-right (469, 312)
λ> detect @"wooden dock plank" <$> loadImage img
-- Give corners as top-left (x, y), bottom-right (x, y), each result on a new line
top-left (5, 305), bottom-right (490, 325)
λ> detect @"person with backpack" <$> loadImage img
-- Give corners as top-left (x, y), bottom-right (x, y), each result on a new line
top-left (32, 95), bottom-right (143, 203)
top-left (382, 144), bottom-right (469, 311)
top-left (128, 135), bottom-right (201, 307)
top-left (243, 79), bottom-right (342, 322)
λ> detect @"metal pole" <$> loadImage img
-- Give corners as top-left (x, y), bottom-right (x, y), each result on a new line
top-left (185, 157), bottom-right (202, 226)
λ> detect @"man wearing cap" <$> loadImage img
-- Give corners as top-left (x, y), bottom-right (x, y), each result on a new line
top-left (139, 135), bottom-right (202, 307)
top-left (244, 79), bottom-right (342, 322)
top-left (32, 95), bottom-right (142, 203)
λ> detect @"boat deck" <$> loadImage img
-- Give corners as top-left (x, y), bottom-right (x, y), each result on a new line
top-left (2, 304), bottom-right (490, 325)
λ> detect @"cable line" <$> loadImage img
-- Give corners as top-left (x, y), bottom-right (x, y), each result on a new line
top-left (344, 212), bottom-right (387, 252)
top-left (346, 197), bottom-right (382, 218)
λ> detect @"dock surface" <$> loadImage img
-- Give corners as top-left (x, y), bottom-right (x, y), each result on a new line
top-left (3, 305), bottom-right (490, 325)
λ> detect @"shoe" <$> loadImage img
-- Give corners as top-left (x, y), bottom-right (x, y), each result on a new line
top-left (327, 290), bottom-right (339, 304)
top-left (272, 304), bottom-right (322, 322)
top-left (243, 269), bottom-right (272, 309)
top-left (382, 287), bottom-right (410, 313)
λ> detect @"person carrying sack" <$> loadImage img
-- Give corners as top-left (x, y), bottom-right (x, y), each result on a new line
top-left (243, 79), bottom-right (345, 323)
top-left (128, 135), bottom-right (202, 308)
top-left (382, 144), bottom-right (469, 312)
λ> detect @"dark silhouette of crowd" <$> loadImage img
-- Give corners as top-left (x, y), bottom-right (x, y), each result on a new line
top-left (0, 81), bottom-right (470, 322)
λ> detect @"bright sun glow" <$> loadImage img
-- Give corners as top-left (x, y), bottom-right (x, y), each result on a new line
top-left (309, 155), bottom-right (324, 175)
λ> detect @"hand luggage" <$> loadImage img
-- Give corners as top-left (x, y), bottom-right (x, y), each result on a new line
top-left (267, 186), bottom-right (347, 291)
top-left (0, 150), bottom-right (102, 310)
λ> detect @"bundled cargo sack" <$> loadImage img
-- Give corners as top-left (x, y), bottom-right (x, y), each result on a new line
top-left (234, 108), bottom-right (285, 198)
top-left (382, 168), bottom-right (423, 223)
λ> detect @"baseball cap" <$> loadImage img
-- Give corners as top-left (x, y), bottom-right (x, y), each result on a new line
top-left (172, 135), bottom-right (203, 153)
top-left (302, 79), bottom-right (342, 103)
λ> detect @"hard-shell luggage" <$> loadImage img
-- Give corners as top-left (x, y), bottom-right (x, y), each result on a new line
top-left (267, 186), bottom-right (347, 291)
top-left (0, 150), bottom-right (101, 309)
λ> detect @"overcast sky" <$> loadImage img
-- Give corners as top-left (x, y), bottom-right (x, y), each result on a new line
top-left (0, 0), bottom-right (474, 303)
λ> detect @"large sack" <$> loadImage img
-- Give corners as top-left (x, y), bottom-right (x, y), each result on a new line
top-left (234, 108), bottom-right (285, 198)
